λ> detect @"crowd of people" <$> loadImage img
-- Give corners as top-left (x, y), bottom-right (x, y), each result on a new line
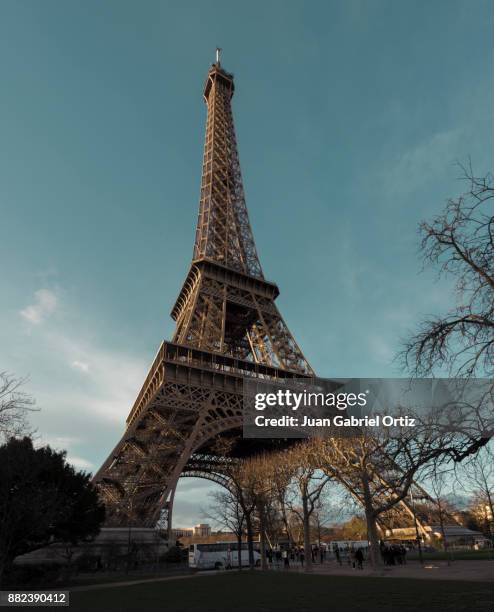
top-left (379, 541), bottom-right (408, 565)
top-left (332, 544), bottom-right (366, 569)
top-left (264, 541), bottom-right (410, 570)
top-left (267, 546), bottom-right (316, 567)
top-left (265, 543), bottom-right (369, 569)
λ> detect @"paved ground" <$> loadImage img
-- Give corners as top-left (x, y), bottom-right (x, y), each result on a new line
top-left (68, 558), bottom-right (494, 593)
top-left (281, 559), bottom-right (494, 582)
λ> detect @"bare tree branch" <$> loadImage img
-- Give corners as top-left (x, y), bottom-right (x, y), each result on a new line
top-left (401, 164), bottom-right (494, 379)
top-left (0, 372), bottom-right (37, 443)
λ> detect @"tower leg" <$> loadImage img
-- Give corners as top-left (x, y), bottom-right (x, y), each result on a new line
top-left (93, 361), bottom-right (245, 530)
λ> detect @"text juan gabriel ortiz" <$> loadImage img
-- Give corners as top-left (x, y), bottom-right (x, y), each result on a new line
top-left (252, 389), bottom-right (416, 428)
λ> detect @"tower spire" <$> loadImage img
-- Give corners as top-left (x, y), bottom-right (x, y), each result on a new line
top-left (193, 56), bottom-right (264, 279)
top-left (215, 47), bottom-right (221, 65)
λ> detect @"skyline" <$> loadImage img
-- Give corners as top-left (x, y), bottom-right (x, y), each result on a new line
top-left (2, 0), bottom-right (494, 525)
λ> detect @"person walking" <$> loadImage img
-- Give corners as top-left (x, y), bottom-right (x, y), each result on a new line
top-left (282, 549), bottom-right (290, 569)
top-left (334, 545), bottom-right (342, 566)
top-left (401, 545), bottom-right (407, 565)
top-left (355, 548), bottom-right (364, 570)
top-left (276, 549), bottom-right (282, 565)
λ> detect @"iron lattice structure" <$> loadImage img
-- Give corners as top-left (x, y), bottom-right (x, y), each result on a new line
top-left (172, 61), bottom-right (311, 370)
top-left (93, 56), bottom-right (313, 532)
top-left (93, 55), bottom-right (447, 537)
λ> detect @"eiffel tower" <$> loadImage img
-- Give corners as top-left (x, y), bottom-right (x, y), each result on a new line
top-left (93, 50), bottom-right (314, 533)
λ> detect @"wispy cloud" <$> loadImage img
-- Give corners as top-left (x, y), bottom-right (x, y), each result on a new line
top-left (20, 289), bottom-right (58, 324)
top-left (367, 332), bottom-right (394, 365)
top-left (382, 128), bottom-right (463, 200)
top-left (67, 456), bottom-right (94, 471)
top-left (41, 435), bottom-right (82, 449)
top-left (39, 328), bottom-right (148, 424)
top-left (15, 297), bottom-right (213, 521)
top-left (71, 360), bottom-right (90, 373)
top-left (37, 435), bottom-right (94, 472)
top-left (5, 285), bottom-right (149, 481)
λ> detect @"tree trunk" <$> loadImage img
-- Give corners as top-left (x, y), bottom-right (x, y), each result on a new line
top-left (245, 512), bottom-right (255, 569)
top-left (302, 490), bottom-right (312, 572)
top-left (437, 503), bottom-right (450, 566)
top-left (237, 534), bottom-right (242, 570)
top-left (362, 471), bottom-right (380, 567)
top-left (279, 496), bottom-right (293, 546)
top-left (485, 489), bottom-right (494, 540)
top-left (259, 506), bottom-right (268, 571)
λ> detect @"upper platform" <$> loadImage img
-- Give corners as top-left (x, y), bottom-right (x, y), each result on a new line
top-left (171, 257), bottom-right (279, 323)
top-left (203, 62), bottom-right (235, 102)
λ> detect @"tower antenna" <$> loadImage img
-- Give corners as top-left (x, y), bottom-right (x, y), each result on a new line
top-left (215, 47), bottom-right (221, 65)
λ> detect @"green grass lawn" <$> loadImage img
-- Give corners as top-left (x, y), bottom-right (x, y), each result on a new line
top-left (64, 568), bottom-right (192, 588)
top-left (46, 571), bottom-right (494, 612)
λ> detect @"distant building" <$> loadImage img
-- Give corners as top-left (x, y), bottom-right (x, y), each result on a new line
top-left (386, 524), bottom-right (489, 547)
top-left (194, 523), bottom-right (211, 537)
top-left (171, 524), bottom-right (212, 540)
top-left (16, 527), bottom-right (168, 566)
top-left (171, 528), bottom-right (194, 539)
top-left (429, 524), bottom-right (488, 547)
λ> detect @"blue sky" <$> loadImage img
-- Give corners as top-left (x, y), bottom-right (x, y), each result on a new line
top-left (1, 0), bottom-right (494, 526)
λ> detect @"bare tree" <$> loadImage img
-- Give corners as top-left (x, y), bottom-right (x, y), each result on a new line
top-left (428, 468), bottom-right (455, 563)
top-left (261, 496), bottom-right (286, 550)
top-left (284, 445), bottom-right (330, 572)
top-left (236, 454), bottom-right (283, 570)
top-left (403, 164), bottom-right (494, 380)
top-left (460, 445), bottom-right (494, 540)
top-left (0, 372), bottom-right (36, 443)
top-left (334, 515), bottom-right (368, 541)
top-left (199, 439), bottom-right (260, 569)
top-left (266, 457), bottom-right (296, 546)
top-left (203, 489), bottom-right (245, 569)
top-left (310, 495), bottom-right (340, 549)
top-left (226, 460), bottom-right (259, 569)
top-left (199, 454), bottom-right (269, 571)
top-left (286, 509), bottom-right (304, 545)
top-left (311, 414), bottom-right (463, 567)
